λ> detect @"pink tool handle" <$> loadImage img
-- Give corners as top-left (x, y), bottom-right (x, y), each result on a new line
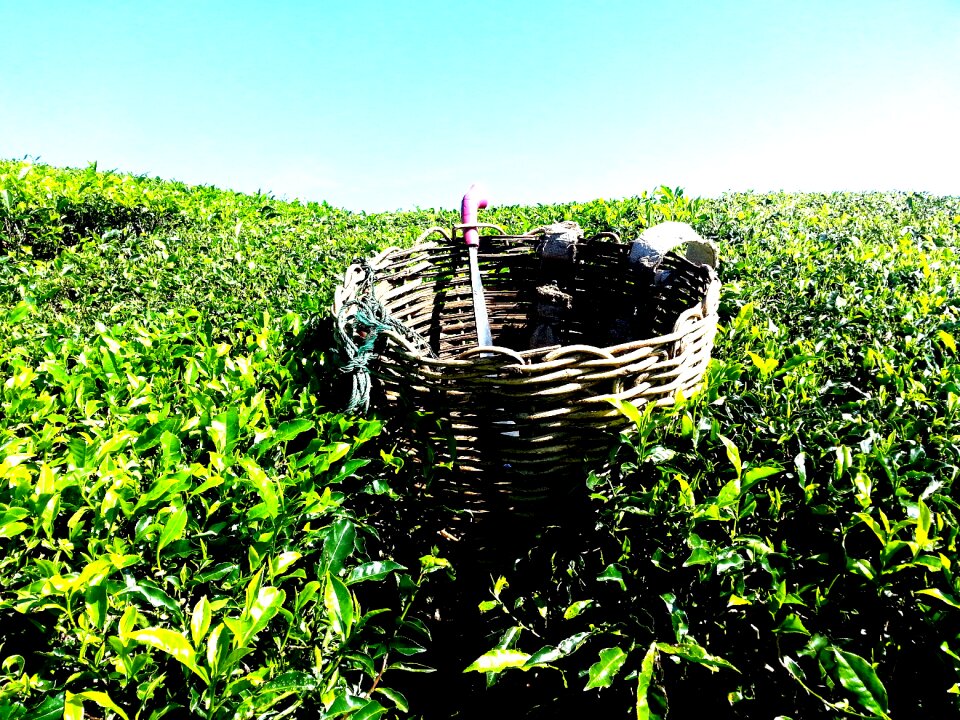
top-left (461, 184), bottom-right (489, 247)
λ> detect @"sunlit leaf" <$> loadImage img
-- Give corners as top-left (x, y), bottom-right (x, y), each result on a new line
top-left (585, 646), bottom-right (628, 689)
top-left (938, 330), bottom-right (957, 353)
top-left (157, 504), bottom-right (187, 554)
top-left (718, 435), bottom-right (742, 480)
top-left (916, 588), bottom-right (960, 609)
top-left (464, 649), bottom-right (531, 673)
top-left (65, 691), bottom-right (129, 720)
top-left (656, 642), bottom-right (738, 673)
top-left (238, 457), bottom-right (279, 518)
top-left (346, 560), bottom-right (406, 584)
top-left (597, 564), bottom-right (626, 591)
top-left (828, 647), bottom-right (889, 718)
top-left (636, 643), bottom-right (659, 720)
top-left (563, 599), bottom-right (594, 619)
top-left (209, 409), bottom-right (239, 456)
top-left (191, 596), bottom-right (211, 646)
top-left (274, 418), bottom-right (313, 444)
top-left (324, 572), bottom-right (354, 639)
top-left (22, 692), bottom-right (65, 720)
top-left (323, 519), bottom-right (356, 575)
top-left (129, 627), bottom-right (208, 682)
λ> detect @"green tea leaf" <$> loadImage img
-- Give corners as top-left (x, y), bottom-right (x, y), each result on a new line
top-left (84, 583), bottom-right (107, 629)
top-left (597, 564), bottom-right (626, 591)
top-left (464, 649), bottom-right (531, 673)
top-left (683, 547), bottom-right (715, 566)
top-left (351, 700), bottom-right (388, 720)
top-left (238, 457), bottom-right (279, 518)
top-left (523, 632), bottom-right (592, 668)
top-left (346, 560), bottom-right (406, 584)
top-left (916, 497), bottom-right (932, 547)
top-left (261, 670), bottom-right (316, 693)
top-left (22, 692), bottom-right (65, 720)
top-left (323, 519), bottom-right (356, 575)
top-left (271, 550), bottom-right (302, 576)
top-left (775, 613), bottom-right (810, 635)
top-left (748, 351), bottom-right (779, 377)
top-left (63, 695), bottom-right (82, 720)
top-left (585, 646), bottom-right (628, 689)
top-left (0, 520), bottom-right (29, 539)
top-left (563, 599), bottom-right (594, 619)
top-left (661, 593), bottom-right (689, 641)
top-left (65, 691), bottom-right (129, 720)
top-left (636, 643), bottom-right (659, 720)
top-left (717, 478), bottom-right (741, 506)
top-left (743, 464), bottom-right (781, 487)
top-left (916, 588), bottom-right (960, 609)
top-left (157, 505), bottom-right (187, 554)
top-left (828, 647), bottom-right (889, 717)
top-left (67, 437), bottom-right (90, 469)
top-left (242, 585), bottom-right (285, 644)
top-left (274, 418), bottom-right (313, 444)
top-left (295, 580), bottom-right (322, 612)
top-left (781, 654), bottom-right (806, 682)
top-left (135, 418), bottom-right (178, 452)
top-left (326, 693), bottom-right (368, 717)
top-left (608, 398), bottom-right (648, 427)
top-left (120, 576), bottom-right (184, 623)
top-left (938, 330), bottom-right (957, 353)
top-left (324, 573), bottom-right (354, 639)
top-left (719, 435), bottom-right (742, 480)
top-left (159, 431), bottom-right (184, 469)
top-left (375, 687), bottom-right (409, 712)
top-left (129, 627), bottom-right (207, 682)
top-left (6, 300), bottom-right (34, 324)
top-left (419, 554), bottom-right (452, 575)
top-left (206, 623), bottom-right (225, 671)
top-left (656, 642), bottom-right (738, 672)
top-left (195, 562), bottom-right (239, 583)
top-left (191, 596), bottom-right (211, 646)
top-left (209, 409), bottom-right (239, 456)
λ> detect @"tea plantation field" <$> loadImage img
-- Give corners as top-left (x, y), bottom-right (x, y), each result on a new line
top-left (2, 159), bottom-right (959, 719)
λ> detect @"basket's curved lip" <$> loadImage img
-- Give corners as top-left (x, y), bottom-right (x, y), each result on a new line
top-left (377, 310), bottom-right (719, 373)
top-left (338, 237), bottom-right (721, 373)
top-left (457, 345), bottom-right (528, 364)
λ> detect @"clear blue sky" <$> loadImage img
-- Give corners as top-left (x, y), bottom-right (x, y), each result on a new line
top-left (2, 1), bottom-right (958, 211)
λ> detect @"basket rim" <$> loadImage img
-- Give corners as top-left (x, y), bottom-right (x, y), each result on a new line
top-left (372, 305), bottom-right (718, 370)
top-left (334, 234), bottom-right (720, 372)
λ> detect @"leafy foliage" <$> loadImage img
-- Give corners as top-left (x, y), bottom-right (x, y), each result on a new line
top-left (2, 158), bottom-right (959, 718)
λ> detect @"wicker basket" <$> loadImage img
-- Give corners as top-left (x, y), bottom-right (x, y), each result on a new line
top-left (333, 221), bottom-right (720, 509)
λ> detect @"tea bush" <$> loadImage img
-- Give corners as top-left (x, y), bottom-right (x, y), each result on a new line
top-left (2, 159), bottom-right (959, 718)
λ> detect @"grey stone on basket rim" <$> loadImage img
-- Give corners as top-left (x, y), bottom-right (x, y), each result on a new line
top-left (538, 221), bottom-right (583, 263)
top-left (629, 220), bottom-right (719, 270)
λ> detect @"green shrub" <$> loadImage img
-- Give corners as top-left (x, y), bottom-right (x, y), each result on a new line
top-left (2, 159), bottom-right (959, 718)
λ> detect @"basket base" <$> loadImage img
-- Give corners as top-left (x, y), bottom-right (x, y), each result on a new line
top-left (416, 465), bottom-right (590, 567)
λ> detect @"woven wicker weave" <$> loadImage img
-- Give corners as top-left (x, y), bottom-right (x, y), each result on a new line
top-left (333, 222), bottom-right (720, 509)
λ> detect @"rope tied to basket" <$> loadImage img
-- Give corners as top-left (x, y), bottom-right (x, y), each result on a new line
top-left (337, 261), bottom-right (436, 413)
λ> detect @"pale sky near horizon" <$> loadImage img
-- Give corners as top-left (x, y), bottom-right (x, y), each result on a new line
top-left (2, 1), bottom-right (958, 211)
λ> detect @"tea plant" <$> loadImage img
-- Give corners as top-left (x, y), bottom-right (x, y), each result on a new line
top-left (2, 158), bottom-right (959, 718)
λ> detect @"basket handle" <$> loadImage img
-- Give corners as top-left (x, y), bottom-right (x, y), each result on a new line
top-left (453, 222), bottom-right (507, 238)
top-left (415, 226), bottom-right (453, 243)
top-left (461, 185), bottom-right (489, 247)
top-left (629, 221), bottom-right (719, 270)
